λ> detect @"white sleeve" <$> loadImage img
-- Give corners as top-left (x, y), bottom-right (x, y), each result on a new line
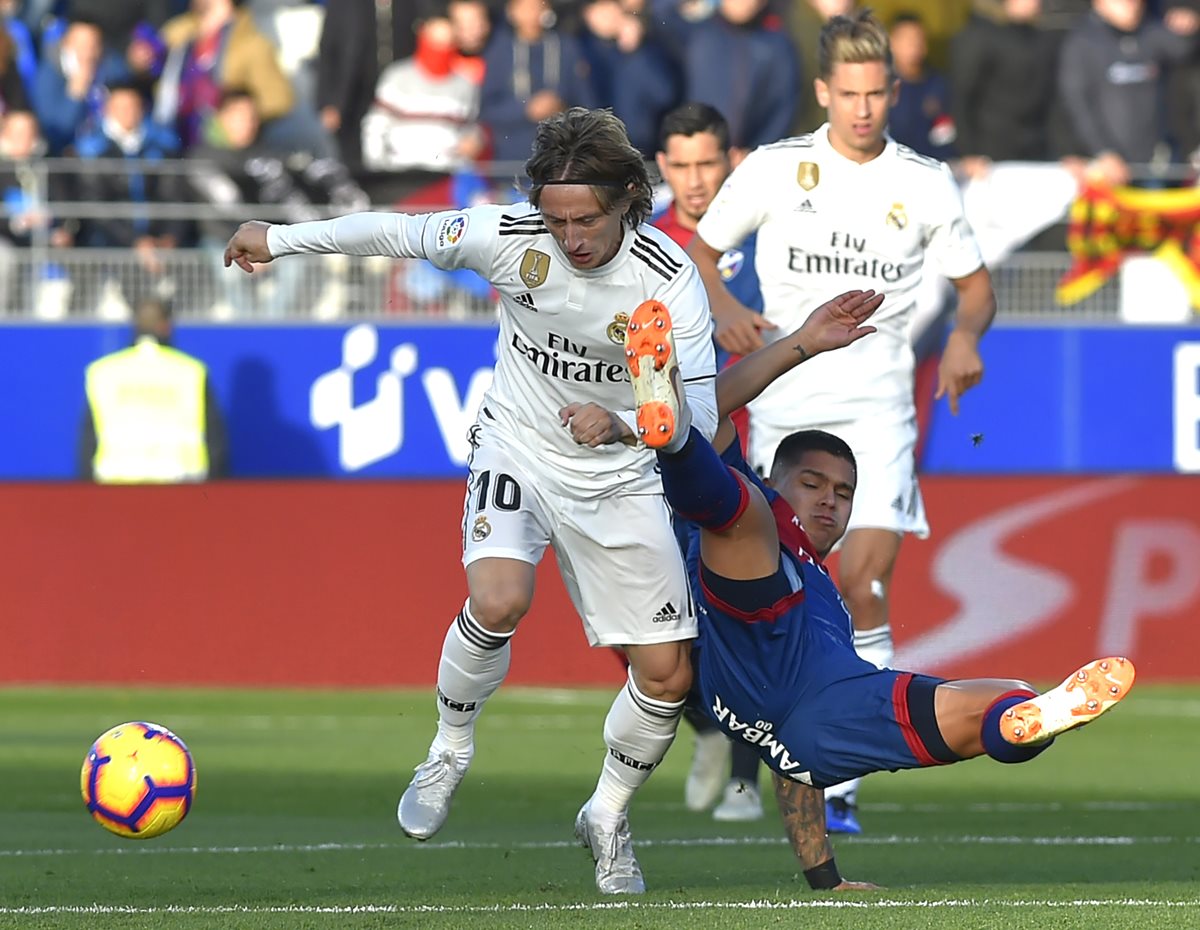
top-left (265, 206), bottom-right (500, 277)
top-left (925, 163), bottom-right (985, 281)
top-left (695, 150), bottom-right (769, 253)
top-left (612, 262), bottom-right (719, 442)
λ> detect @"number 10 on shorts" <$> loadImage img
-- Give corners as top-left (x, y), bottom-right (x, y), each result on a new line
top-left (465, 469), bottom-right (527, 548)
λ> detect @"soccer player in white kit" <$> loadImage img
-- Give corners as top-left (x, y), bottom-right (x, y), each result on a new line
top-left (686, 10), bottom-right (996, 833)
top-left (223, 108), bottom-right (719, 894)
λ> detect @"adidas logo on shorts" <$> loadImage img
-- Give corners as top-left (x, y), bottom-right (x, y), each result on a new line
top-left (652, 601), bottom-right (681, 623)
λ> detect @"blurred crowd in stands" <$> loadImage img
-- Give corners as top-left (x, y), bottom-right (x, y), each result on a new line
top-left (0, 0), bottom-right (1198, 316)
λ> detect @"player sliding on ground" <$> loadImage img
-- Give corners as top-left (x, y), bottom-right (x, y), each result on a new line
top-left (617, 289), bottom-right (1135, 890)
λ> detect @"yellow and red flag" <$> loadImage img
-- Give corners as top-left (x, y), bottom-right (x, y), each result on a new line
top-left (1057, 182), bottom-right (1200, 308)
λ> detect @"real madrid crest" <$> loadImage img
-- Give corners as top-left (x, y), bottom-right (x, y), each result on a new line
top-left (471, 515), bottom-right (492, 542)
top-left (886, 203), bottom-right (908, 230)
top-left (519, 249), bottom-right (550, 288)
top-left (606, 312), bottom-right (629, 345)
top-left (797, 162), bottom-right (820, 191)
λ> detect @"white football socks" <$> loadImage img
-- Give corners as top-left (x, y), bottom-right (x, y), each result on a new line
top-left (430, 600), bottom-right (513, 769)
top-left (824, 777), bottom-right (859, 806)
top-left (590, 672), bottom-right (685, 830)
top-left (854, 623), bottom-right (894, 670)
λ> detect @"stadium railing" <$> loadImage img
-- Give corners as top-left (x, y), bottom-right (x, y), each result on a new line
top-left (0, 246), bottom-right (501, 321)
top-left (0, 156), bottom-right (1192, 323)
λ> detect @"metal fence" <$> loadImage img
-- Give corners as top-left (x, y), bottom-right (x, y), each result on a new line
top-left (990, 252), bottom-right (1119, 322)
top-left (0, 247), bottom-right (499, 321)
top-left (1, 156), bottom-right (509, 321)
top-left (0, 156), bottom-right (1185, 324)
top-left (0, 246), bottom-right (1127, 323)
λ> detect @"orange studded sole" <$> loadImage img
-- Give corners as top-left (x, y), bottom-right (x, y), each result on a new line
top-left (625, 300), bottom-right (674, 377)
top-left (1000, 656), bottom-right (1136, 746)
top-left (624, 300), bottom-right (679, 449)
top-left (635, 402), bottom-right (676, 448)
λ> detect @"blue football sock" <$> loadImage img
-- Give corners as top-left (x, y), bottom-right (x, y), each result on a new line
top-left (657, 427), bottom-right (747, 531)
top-left (981, 689), bottom-right (1052, 763)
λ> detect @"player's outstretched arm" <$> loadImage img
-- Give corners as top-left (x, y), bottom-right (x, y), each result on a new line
top-left (772, 774), bottom-right (881, 893)
top-left (716, 288), bottom-right (881, 420)
top-left (224, 212), bottom-right (443, 274)
top-left (710, 289), bottom-right (880, 451)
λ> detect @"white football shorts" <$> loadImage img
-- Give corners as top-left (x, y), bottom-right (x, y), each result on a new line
top-left (461, 432), bottom-right (698, 647)
top-left (748, 409), bottom-right (930, 538)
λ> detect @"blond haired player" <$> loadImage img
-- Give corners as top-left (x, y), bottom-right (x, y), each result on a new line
top-left (687, 9), bottom-right (996, 832)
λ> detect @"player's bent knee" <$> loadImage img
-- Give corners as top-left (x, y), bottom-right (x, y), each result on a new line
top-left (465, 559), bottom-right (535, 633)
top-left (631, 669), bottom-right (691, 703)
top-left (626, 642), bottom-right (693, 702)
top-left (465, 589), bottom-right (531, 634)
top-left (840, 573), bottom-right (883, 607)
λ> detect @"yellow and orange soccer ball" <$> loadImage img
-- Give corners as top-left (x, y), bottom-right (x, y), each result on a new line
top-left (80, 722), bottom-right (196, 839)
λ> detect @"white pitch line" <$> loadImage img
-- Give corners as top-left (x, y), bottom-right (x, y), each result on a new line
top-left (638, 800), bottom-right (1183, 814)
top-left (2, 899), bottom-right (1200, 916)
top-left (865, 801), bottom-right (1182, 813)
top-left (2, 834), bottom-right (1196, 858)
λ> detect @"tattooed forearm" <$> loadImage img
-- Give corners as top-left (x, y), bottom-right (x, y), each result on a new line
top-left (772, 774), bottom-right (834, 869)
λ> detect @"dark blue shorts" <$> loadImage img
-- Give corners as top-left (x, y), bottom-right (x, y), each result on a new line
top-left (772, 668), bottom-right (957, 788)
top-left (694, 647), bottom-right (957, 789)
top-left (690, 552), bottom-right (960, 789)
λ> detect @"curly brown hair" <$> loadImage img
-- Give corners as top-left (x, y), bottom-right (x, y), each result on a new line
top-left (524, 108), bottom-right (653, 229)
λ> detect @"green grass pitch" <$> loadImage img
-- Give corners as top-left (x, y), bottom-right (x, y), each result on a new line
top-left (1, 684), bottom-right (1198, 929)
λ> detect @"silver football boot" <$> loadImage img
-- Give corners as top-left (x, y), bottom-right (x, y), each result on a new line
top-left (574, 800), bottom-right (646, 894)
top-left (397, 750), bottom-right (467, 840)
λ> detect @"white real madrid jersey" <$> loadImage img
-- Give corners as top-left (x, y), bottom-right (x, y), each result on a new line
top-left (697, 126), bottom-right (984, 425)
top-left (268, 203), bottom-right (718, 498)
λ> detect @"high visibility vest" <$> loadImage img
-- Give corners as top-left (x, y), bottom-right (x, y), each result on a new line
top-left (86, 340), bottom-right (210, 483)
